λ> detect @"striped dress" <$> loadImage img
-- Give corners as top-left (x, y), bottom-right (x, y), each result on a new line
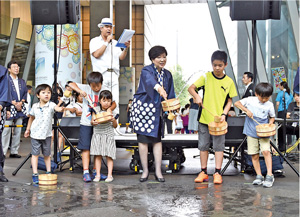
top-left (90, 111), bottom-right (116, 159)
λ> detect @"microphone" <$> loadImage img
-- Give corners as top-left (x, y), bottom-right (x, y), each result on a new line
top-left (283, 88), bottom-right (286, 92)
top-left (109, 34), bottom-right (113, 43)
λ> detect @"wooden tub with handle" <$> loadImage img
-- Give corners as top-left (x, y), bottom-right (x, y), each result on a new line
top-left (161, 98), bottom-right (180, 112)
top-left (208, 121), bottom-right (228, 136)
top-left (256, 124), bottom-right (276, 137)
top-left (39, 174), bottom-right (57, 186)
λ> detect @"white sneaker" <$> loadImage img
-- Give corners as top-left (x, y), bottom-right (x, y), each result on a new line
top-left (93, 176), bottom-right (100, 182)
top-left (263, 175), bottom-right (274, 188)
top-left (105, 176), bottom-right (114, 183)
top-left (252, 175), bottom-right (264, 185)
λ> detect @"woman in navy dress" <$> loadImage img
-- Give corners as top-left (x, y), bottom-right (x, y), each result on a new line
top-left (130, 46), bottom-right (175, 182)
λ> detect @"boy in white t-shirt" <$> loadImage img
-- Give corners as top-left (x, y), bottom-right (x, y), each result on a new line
top-left (24, 84), bottom-right (64, 184)
top-left (69, 72), bottom-right (116, 182)
top-left (234, 82), bottom-right (275, 188)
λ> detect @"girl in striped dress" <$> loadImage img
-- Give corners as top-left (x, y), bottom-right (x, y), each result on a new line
top-left (90, 90), bottom-right (117, 182)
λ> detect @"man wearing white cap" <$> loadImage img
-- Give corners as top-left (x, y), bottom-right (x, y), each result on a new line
top-left (89, 17), bottom-right (130, 114)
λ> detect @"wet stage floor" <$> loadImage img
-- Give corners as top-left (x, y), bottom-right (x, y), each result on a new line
top-left (1, 137), bottom-right (299, 217)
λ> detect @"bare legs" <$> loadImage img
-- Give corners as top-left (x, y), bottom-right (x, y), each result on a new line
top-left (138, 142), bottom-right (163, 179)
top-left (94, 156), bottom-right (113, 178)
top-left (199, 150), bottom-right (223, 170)
top-left (82, 150), bottom-right (90, 171)
top-left (106, 157), bottom-right (113, 177)
top-left (94, 155), bottom-right (102, 177)
top-left (252, 151), bottom-right (273, 176)
top-left (31, 155), bottom-right (51, 174)
top-left (138, 142), bottom-right (149, 178)
top-left (153, 142), bottom-right (163, 178)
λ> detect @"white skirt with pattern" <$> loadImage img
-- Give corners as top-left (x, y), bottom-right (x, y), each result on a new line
top-left (90, 122), bottom-right (116, 159)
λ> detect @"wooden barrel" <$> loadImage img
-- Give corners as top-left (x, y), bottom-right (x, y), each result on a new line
top-left (64, 90), bottom-right (72, 97)
top-left (95, 112), bottom-right (113, 124)
top-left (168, 112), bottom-right (175, 120)
top-left (161, 98), bottom-right (181, 112)
top-left (208, 121), bottom-right (228, 136)
top-left (39, 174), bottom-right (57, 186)
top-left (256, 124), bottom-right (276, 137)
top-left (39, 185), bottom-right (57, 190)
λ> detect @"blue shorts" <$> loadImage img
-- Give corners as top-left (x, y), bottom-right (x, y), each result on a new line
top-left (77, 125), bottom-right (93, 150)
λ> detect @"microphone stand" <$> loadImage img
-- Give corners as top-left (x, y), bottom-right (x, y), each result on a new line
top-left (282, 90), bottom-right (287, 153)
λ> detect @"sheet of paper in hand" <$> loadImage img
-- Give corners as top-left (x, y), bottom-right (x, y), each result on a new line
top-left (116, 29), bottom-right (135, 48)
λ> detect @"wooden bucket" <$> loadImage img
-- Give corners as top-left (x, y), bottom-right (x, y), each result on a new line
top-left (95, 111), bottom-right (113, 124)
top-left (214, 116), bottom-right (222, 123)
top-left (256, 124), bottom-right (276, 137)
top-left (39, 174), bottom-right (57, 186)
top-left (208, 121), bottom-right (228, 136)
top-left (168, 112), bottom-right (175, 120)
top-left (64, 90), bottom-right (72, 97)
top-left (161, 98), bottom-right (180, 112)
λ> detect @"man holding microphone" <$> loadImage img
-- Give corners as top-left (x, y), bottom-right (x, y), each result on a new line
top-left (89, 17), bottom-right (130, 114)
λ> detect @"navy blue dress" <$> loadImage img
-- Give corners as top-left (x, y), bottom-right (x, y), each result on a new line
top-left (130, 64), bottom-right (175, 141)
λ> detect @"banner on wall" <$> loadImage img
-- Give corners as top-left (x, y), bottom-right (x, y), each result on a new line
top-left (119, 67), bottom-right (135, 104)
top-left (35, 23), bottom-right (82, 89)
top-left (271, 67), bottom-right (286, 92)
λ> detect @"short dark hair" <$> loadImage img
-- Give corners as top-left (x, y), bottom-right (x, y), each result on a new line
top-left (243, 72), bottom-right (253, 81)
top-left (148, 46), bottom-right (168, 61)
top-left (129, 99), bottom-right (133, 102)
top-left (57, 86), bottom-right (63, 97)
top-left (26, 85), bottom-right (32, 90)
top-left (294, 92), bottom-right (299, 97)
top-left (255, 82), bottom-right (273, 97)
top-left (65, 81), bottom-right (72, 87)
top-left (211, 50), bottom-right (227, 64)
top-left (99, 90), bottom-right (112, 101)
top-left (7, 60), bottom-right (19, 69)
top-left (35, 84), bottom-right (52, 96)
top-left (87, 72), bottom-right (103, 85)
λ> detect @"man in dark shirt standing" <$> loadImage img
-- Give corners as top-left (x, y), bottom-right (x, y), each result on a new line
top-left (242, 72), bottom-right (254, 98)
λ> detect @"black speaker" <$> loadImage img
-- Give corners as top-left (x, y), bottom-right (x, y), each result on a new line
top-left (31, 0), bottom-right (80, 25)
top-left (59, 117), bottom-right (80, 139)
top-left (230, 0), bottom-right (281, 21)
top-left (226, 116), bottom-right (245, 140)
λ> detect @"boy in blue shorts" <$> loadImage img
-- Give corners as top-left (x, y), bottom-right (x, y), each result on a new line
top-left (235, 83), bottom-right (275, 188)
top-left (69, 72), bottom-right (116, 182)
top-left (24, 84), bottom-right (64, 184)
top-left (188, 50), bottom-right (237, 184)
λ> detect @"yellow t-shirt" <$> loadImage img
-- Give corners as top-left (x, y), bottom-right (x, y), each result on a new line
top-left (194, 71), bottom-right (237, 124)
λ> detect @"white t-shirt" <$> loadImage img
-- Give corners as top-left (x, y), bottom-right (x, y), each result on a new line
top-left (240, 96), bottom-right (275, 138)
top-left (24, 93), bottom-right (31, 115)
top-left (64, 102), bottom-right (83, 117)
top-left (89, 35), bottom-right (123, 75)
top-left (10, 75), bottom-right (20, 100)
top-left (30, 101), bottom-right (56, 140)
top-left (77, 83), bottom-right (102, 126)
